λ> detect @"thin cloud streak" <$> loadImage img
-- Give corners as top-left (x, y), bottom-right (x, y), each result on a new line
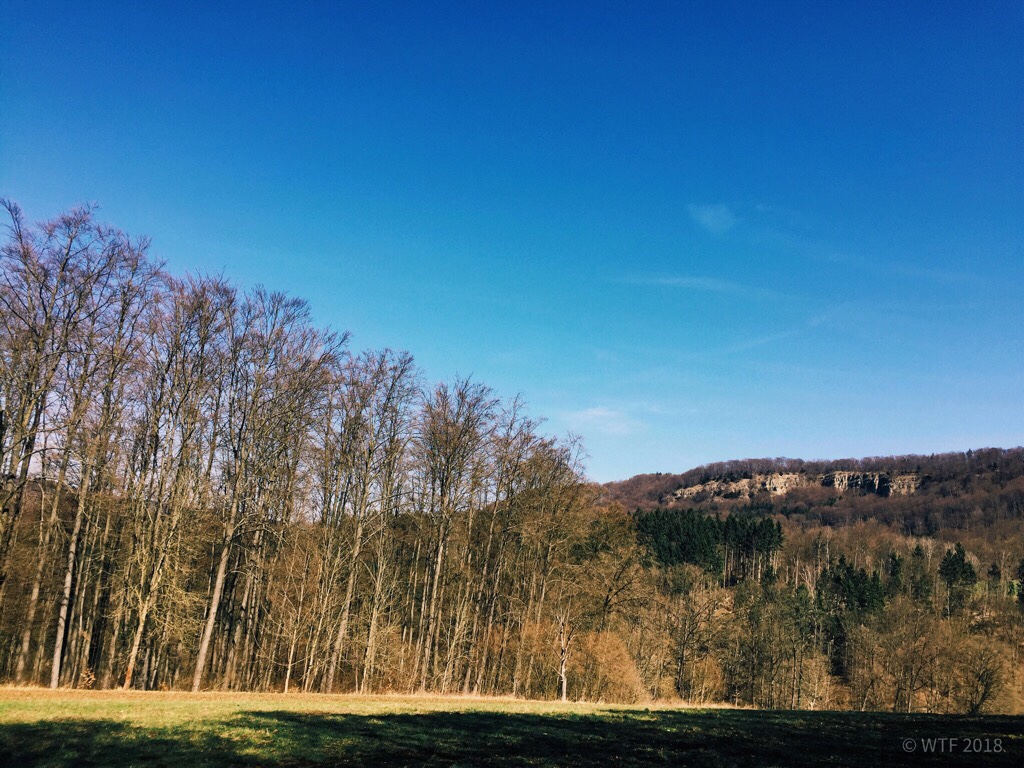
top-left (750, 219), bottom-right (998, 289)
top-left (688, 203), bottom-right (737, 234)
top-left (627, 275), bottom-right (790, 303)
top-left (718, 329), bottom-right (803, 355)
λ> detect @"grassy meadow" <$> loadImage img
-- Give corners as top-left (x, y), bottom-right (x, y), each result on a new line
top-left (0, 687), bottom-right (1021, 767)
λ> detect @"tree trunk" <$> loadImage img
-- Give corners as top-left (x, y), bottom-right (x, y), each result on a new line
top-left (325, 516), bottom-right (364, 692)
top-left (15, 455), bottom-right (68, 682)
top-left (49, 469), bottom-right (91, 689)
top-left (192, 521), bottom-right (235, 692)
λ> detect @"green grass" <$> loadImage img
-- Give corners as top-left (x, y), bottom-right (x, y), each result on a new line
top-left (1, 688), bottom-right (1021, 767)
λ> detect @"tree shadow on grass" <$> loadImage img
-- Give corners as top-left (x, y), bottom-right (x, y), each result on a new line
top-left (0, 717), bottom-right (241, 768)
top-left (1, 708), bottom-right (1021, 767)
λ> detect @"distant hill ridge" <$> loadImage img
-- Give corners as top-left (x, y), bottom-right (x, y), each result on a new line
top-left (602, 447), bottom-right (1024, 511)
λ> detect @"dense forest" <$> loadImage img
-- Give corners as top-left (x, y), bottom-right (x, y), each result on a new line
top-left (1, 202), bottom-right (1022, 713)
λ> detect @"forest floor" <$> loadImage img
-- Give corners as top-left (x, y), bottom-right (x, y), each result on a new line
top-left (1, 687), bottom-right (1021, 767)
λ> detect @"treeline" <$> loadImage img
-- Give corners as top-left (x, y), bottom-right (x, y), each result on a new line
top-left (0, 201), bottom-right (610, 699)
top-left (1, 202), bottom-right (1022, 714)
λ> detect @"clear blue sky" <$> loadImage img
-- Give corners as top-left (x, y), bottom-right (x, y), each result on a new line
top-left (2, 1), bottom-right (1022, 481)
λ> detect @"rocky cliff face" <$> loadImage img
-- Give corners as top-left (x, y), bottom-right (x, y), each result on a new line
top-left (764, 473), bottom-right (810, 494)
top-left (889, 474), bottom-right (921, 496)
top-left (671, 470), bottom-right (920, 501)
top-left (823, 471), bottom-right (884, 494)
top-left (821, 471), bottom-right (922, 496)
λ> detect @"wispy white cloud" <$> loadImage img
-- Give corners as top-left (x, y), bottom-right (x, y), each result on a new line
top-left (718, 311), bottom-right (837, 356)
top-left (688, 203), bottom-right (737, 234)
top-left (718, 329), bottom-right (802, 355)
top-left (630, 275), bottom-right (787, 302)
top-left (562, 406), bottom-right (643, 437)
